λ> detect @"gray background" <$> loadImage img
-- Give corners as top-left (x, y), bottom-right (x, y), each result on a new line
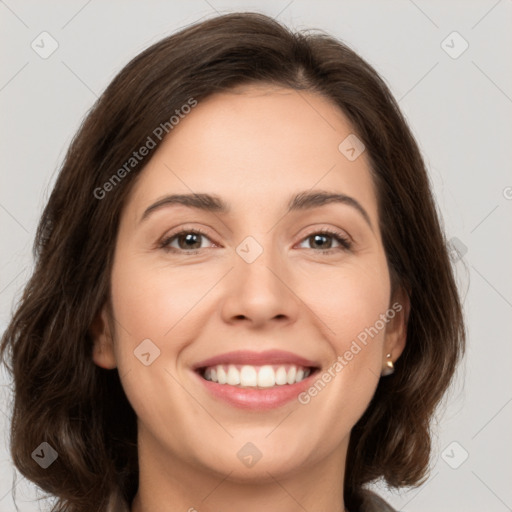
top-left (1, 1), bottom-right (511, 511)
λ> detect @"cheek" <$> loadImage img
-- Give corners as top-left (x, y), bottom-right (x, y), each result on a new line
top-left (299, 259), bottom-right (391, 410)
top-left (107, 257), bottom-right (211, 437)
top-left (108, 255), bottom-right (219, 362)
top-left (305, 258), bottom-right (391, 347)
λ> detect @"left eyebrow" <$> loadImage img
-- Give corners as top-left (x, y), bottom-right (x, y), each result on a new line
top-left (139, 189), bottom-right (373, 231)
top-left (287, 190), bottom-right (373, 230)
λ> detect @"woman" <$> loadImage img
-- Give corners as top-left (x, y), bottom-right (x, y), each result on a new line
top-left (0, 12), bottom-right (465, 512)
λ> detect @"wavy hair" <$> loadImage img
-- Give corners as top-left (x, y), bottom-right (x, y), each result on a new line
top-left (0, 12), bottom-right (465, 511)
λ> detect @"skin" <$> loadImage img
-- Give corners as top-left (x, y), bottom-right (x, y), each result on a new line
top-left (91, 84), bottom-right (408, 512)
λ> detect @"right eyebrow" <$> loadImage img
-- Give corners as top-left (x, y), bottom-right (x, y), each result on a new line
top-left (140, 193), bottom-right (229, 223)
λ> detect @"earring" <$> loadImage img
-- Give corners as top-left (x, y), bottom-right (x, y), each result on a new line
top-left (381, 353), bottom-right (395, 376)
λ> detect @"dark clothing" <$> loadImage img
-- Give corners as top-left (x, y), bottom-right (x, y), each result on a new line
top-left (108, 488), bottom-right (397, 512)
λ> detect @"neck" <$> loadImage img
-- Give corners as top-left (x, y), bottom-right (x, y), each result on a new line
top-left (130, 429), bottom-right (349, 512)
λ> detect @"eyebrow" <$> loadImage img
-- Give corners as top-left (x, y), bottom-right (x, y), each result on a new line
top-left (140, 190), bottom-right (373, 230)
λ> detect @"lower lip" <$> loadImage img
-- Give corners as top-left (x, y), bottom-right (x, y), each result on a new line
top-left (193, 370), bottom-right (316, 410)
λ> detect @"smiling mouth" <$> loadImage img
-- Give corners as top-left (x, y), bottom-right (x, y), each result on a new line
top-left (197, 364), bottom-right (319, 389)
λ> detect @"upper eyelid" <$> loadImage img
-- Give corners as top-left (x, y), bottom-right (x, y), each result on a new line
top-left (161, 225), bottom-right (351, 249)
top-left (162, 225), bottom-right (215, 242)
top-left (300, 225), bottom-right (352, 243)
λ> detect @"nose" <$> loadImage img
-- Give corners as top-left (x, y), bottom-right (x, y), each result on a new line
top-left (220, 238), bottom-right (300, 328)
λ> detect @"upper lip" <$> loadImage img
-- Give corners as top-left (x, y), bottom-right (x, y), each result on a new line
top-left (192, 350), bottom-right (320, 370)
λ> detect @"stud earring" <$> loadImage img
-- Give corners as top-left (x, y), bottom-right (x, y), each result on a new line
top-left (381, 353), bottom-right (395, 376)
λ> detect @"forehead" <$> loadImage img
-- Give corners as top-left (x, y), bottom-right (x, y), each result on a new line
top-left (123, 84), bottom-right (378, 223)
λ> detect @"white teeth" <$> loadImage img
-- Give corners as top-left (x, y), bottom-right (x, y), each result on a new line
top-left (217, 366), bottom-right (227, 384)
top-left (275, 366), bottom-right (288, 385)
top-left (227, 365), bottom-right (240, 385)
top-left (286, 365), bottom-right (297, 385)
top-left (240, 365), bottom-right (257, 386)
top-left (257, 365), bottom-right (275, 388)
top-left (202, 364), bottom-right (312, 388)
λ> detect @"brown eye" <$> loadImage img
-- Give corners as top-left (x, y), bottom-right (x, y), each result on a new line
top-left (160, 229), bottom-right (213, 253)
top-left (298, 230), bottom-right (352, 253)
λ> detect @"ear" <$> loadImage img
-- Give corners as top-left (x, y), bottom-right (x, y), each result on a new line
top-left (90, 303), bottom-right (117, 370)
top-left (383, 286), bottom-right (410, 362)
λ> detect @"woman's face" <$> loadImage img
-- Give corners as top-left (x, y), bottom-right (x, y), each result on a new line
top-left (92, 84), bottom-right (406, 484)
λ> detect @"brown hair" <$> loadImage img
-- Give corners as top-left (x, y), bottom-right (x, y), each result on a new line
top-left (0, 12), bottom-right (465, 511)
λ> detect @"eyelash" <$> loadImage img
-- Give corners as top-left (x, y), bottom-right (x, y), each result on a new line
top-left (158, 227), bottom-right (352, 255)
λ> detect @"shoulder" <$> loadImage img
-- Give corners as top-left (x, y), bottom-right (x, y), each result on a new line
top-left (359, 489), bottom-right (397, 512)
